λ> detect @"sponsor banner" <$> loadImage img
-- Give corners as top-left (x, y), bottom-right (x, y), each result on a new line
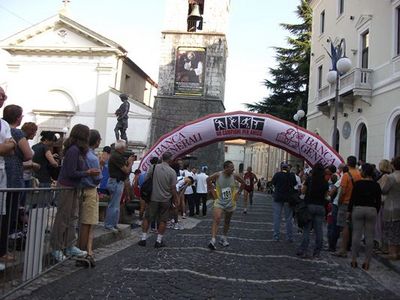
top-left (139, 111), bottom-right (344, 172)
top-left (174, 47), bottom-right (206, 96)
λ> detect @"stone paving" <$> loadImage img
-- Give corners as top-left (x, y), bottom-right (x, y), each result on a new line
top-left (11, 193), bottom-right (400, 299)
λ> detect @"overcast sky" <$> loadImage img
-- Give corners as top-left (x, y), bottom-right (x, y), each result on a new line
top-left (0, 0), bottom-right (301, 111)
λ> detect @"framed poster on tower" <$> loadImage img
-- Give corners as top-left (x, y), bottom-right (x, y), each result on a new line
top-left (174, 46), bottom-right (206, 96)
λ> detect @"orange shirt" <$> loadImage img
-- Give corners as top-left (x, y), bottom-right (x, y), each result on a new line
top-left (340, 168), bottom-right (362, 204)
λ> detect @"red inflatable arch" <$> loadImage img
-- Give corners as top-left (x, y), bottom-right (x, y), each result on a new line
top-left (139, 111), bottom-right (344, 172)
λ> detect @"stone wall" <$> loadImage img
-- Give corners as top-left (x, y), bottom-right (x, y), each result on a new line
top-left (158, 32), bottom-right (227, 100)
top-left (150, 95), bottom-right (224, 172)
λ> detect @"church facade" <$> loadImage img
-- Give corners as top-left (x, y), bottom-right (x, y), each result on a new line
top-left (0, 12), bottom-right (157, 155)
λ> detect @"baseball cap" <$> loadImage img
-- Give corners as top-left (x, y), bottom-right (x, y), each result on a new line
top-left (281, 162), bottom-right (289, 169)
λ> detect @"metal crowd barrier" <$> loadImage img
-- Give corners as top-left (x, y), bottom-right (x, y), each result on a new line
top-left (0, 187), bottom-right (82, 299)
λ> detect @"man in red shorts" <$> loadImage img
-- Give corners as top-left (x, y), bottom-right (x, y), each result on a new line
top-left (243, 167), bottom-right (258, 214)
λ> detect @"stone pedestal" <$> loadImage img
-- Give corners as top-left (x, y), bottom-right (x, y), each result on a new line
top-left (150, 95), bottom-right (225, 172)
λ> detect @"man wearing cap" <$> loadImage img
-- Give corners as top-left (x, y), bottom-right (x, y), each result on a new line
top-left (271, 162), bottom-right (297, 242)
top-left (114, 94), bottom-right (130, 142)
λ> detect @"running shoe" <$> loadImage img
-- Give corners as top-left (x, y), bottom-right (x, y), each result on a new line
top-left (154, 241), bottom-right (166, 248)
top-left (52, 250), bottom-right (67, 262)
top-left (65, 246), bottom-right (87, 258)
top-left (219, 238), bottom-right (229, 247)
top-left (174, 223), bottom-right (184, 230)
top-left (105, 226), bottom-right (119, 233)
top-left (138, 240), bottom-right (146, 247)
top-left (208, 240), bottom-right (216, 250)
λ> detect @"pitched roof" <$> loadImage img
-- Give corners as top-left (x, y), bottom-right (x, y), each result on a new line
top-left (1, 13), bottom-right (127, 55)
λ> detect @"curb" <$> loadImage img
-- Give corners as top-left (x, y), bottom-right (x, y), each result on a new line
top-left (92, 224), bottom-right (131, 249)
top-left (373, 253), bottom-right (400, 275)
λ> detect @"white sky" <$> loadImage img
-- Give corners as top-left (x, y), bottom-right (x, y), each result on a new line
top-left (0, 0), bottom-right (300, 112)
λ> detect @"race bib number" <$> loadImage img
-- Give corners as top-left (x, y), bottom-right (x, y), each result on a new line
top-left (221, 187), bottom-right (232, 203)
top-left (245, 178), bottom-right (251, 186)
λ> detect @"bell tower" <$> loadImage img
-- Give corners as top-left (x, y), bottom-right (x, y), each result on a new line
top-left (150, 0), bottom-right (230, 170)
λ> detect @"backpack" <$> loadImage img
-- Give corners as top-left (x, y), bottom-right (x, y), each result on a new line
top-left (140, 165), bottom-right (156, 203)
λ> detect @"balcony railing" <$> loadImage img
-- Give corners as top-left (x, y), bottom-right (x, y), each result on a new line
top-left (317, 68), bottom-right (373, 109)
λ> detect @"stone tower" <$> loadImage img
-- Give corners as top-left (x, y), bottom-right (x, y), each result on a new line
top-left (150, 0), bottom-right (229, 171)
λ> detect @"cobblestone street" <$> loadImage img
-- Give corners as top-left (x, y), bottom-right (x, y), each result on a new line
top-left (14, 193), bottom-right (400, 299)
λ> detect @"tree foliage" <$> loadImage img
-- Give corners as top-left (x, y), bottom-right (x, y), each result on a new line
top-left (246, 0), bottom-right (312, 126)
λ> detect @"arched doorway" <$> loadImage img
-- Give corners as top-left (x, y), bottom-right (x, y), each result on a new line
top-left (358, 124), bottom-right (367, 162)
top-left (396, 118), bottom-right (400, 157)
top-left (139, 111), bottom-right (344, 171)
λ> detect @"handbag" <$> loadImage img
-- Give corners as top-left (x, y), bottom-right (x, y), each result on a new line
top-left (140, 165), bottom-right (156, 203)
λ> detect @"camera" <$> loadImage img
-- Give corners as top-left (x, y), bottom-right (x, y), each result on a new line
top-left (123, 150), bottom-right (136, 160)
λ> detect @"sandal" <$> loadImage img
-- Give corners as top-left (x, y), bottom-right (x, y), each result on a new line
top-left (331, 251), bottom-right (347, 258)
top-left (86, 255), bottom-right (96, 268)
top-left (362, 262), bottom-right (369, 271)
top-left (0, 253), bottom-right (16, 262)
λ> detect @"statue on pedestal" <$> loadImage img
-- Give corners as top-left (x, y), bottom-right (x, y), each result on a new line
top-left (114, 93), bottom-right (130, 142)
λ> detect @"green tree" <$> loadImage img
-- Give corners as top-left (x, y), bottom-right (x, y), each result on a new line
top-left (246, 0), bottom-right (312, 126)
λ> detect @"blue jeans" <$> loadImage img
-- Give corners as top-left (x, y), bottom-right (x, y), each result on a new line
top-left (298, 204), bottom-right (325, 256)
top-left (273, 201), bottom-right (293, 241)
top-left (104, 178), bottom-right (124, 229)
top-left (327, 204), bottom-right (340, 251)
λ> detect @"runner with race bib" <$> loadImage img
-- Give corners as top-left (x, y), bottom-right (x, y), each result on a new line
top-left (206, 161), bottom-right (245, 250)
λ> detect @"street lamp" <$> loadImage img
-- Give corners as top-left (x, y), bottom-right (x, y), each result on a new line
top-left (326, 38), bottom-right (352, 150)
top-left (293, 109), bottom-right (305, 126)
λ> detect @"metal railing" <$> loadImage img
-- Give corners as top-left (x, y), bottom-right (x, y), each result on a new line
top-left (0, 187), bottom-right (81, 299)
top-left (317, 68), bottom-right (373, 106)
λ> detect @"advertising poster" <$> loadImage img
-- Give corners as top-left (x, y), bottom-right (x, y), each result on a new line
top-left (174, 47), bottom-right (206, 96)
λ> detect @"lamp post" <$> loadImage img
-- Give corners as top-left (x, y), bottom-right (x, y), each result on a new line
top-left (293, 109), bottom-right (305, 126)
top-left (326, 38), bottom-right (352, 150)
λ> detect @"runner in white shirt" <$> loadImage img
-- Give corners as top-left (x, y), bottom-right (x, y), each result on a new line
top-left (196, 167), bottom-right (209, 216)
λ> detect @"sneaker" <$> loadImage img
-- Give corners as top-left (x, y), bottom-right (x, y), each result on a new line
top-left (138, 240), bottom-right (146, 247)
top-left (208, 240), bottom-right (216, 250)
top-left (105, 226), bottom-right (119, 233)
top-left (174, 223), bottom-right (184, 230)
top-left (150, 228), bottom-right (158, 233)
top-left (219, 239), bottom-right (229, 247)
top-left (65, 246), bottom-right (87, 258)
top-left (154, 241), bottom-right (166, 248)
top-left (182, 213), bottom-right (187, 219)
top-left (52, 250), bottom-right (66, 262)
top-left (166, 221), bottom-right (174, 229)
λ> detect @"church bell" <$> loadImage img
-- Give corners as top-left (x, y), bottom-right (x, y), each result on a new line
top-left (187, 4), bottom-right (202, 21)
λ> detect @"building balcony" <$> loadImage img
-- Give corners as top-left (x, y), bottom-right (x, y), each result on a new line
top-left (316, 68), bottom-right (373, 114)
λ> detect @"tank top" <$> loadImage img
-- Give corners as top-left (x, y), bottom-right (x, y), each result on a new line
top-left (215, 172), bottom-right (237, 209)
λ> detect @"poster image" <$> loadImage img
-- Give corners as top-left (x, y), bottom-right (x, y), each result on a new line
top-left (174, 47), bottom-right (206, 96)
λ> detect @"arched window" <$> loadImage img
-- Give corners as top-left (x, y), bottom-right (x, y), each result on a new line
top-left (395, 118), bottom-right (400, 157)
top-left (358, 124), bottom-right (367, 162)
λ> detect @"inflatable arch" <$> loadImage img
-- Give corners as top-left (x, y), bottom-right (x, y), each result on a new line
top-left (139, 111), bottom-right (344, 172)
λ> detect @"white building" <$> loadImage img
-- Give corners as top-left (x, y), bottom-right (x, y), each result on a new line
top-left (307, 0), bottom-right (400, 164)
top-left (224, 139), bottom-right (290, 181)
top-left (0, 12), bottom-right (157, 156)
